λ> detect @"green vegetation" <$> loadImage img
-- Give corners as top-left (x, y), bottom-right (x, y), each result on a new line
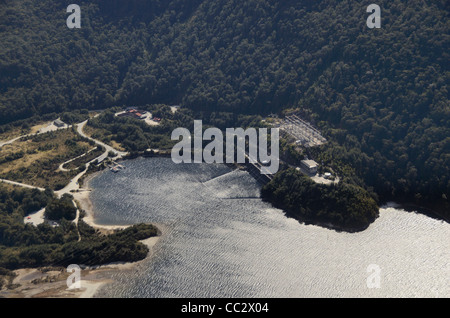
top-left (0, 222), bottom-right (156, 269)
top-left (262, 169), bottom-right (379, 232)
top-left (0, 184), bottom-right (52, 217)
top-left (59, 110), bottom-right (90, 125)
top-left (0, 110), bottom-right (90, 140)
top-left (86, 106), bottom-right (178, 152)
top-left (85, 105), bottom-right (265, 153)
top-left (0, 184), bottom-right (158, 270)
top-left (0, 0), bottom-right (448, 224)
top-left (44, 194), bottom-right (77, 221)
top-left (0, 128), bottom-right (94, 190)
top-left (0, 110), bottom-right (88, 141)
top-left (63, 145), bottom-right (104, 170)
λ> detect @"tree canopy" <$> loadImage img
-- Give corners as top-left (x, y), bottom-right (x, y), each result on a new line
top-left (262, 168), bottom-right (379, 232)
top-left (0, 0), bottom-right (448, 218)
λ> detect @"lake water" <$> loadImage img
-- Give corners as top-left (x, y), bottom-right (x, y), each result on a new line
top-left (89, 157), bottom-right (449, 298)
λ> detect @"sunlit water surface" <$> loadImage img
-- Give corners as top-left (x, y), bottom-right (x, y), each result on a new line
top-left (88, 158), bottom-right (449, 297)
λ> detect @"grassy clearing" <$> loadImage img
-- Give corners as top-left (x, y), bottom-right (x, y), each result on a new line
top-left (0, 121), bottom-right (52, 143)
top-left (0, 181), bottom-right (25, 192)
top-left (0, 128), bottom-right (96, 190)
top-left (82, 124), bottom-right (127, 152)
top-left (63, 147), bottom-right (104, 170)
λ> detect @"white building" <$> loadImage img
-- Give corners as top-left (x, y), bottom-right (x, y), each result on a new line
top-left (301, 159), bottom-right (318, 175)
top-left (54, 119), bottom-right (66, 128)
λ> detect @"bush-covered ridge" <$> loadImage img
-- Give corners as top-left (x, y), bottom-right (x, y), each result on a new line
top-left (0, 0), bottom-right (448, 218)
top-left (261, 169), bottom-right (379, 232)
top-left (0, 184), bottom-right (158, 269)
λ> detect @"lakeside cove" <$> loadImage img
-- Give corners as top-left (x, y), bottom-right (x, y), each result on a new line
top-left (2, 156), bottom-right (448, 298)
top-left (102, 150), bottom-right (449, 233)
top-left (0, 115), bottom-right (448, 297)
top-left (89, 157), bottom-right (450, 298)
top-left (0, 170), bottom-right (163, 298)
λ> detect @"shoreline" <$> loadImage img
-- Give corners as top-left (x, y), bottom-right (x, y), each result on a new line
top-left (72, 172), bottom-right (165, 296)
top-left (3, 157), bottom-right (447, 298)
top-left (1, 169), bottom-right (164, 298)
top-left (380, 200), bottom-right (450, 224)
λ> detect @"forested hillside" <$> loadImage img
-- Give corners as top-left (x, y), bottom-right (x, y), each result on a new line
top-left (261, 169), bottom-right (379, 232)
top-left (0, 0), bottom-right (448, 216)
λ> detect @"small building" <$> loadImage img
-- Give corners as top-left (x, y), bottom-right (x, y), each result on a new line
top-left (301, 159), bottom-right (318, 175)
top-left (54, 119), bottom-right (66, 127)
top-left (170, 105), bottom-right (180, 113)
top-left (118, 108), bottom-right (147, 120)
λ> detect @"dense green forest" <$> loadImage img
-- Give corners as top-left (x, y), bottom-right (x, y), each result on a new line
top-left (262, 168), bottom-right (379, 231)
top-left (0, 1), bottom-right (448, 219)
top-left (44, 194), bottom-right (77, 221)
top-left (0, 184), bottom-right (157, 269)
top-left (85, 104), bottom-right (265, 153)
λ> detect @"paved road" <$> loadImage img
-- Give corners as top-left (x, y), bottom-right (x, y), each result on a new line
top-left (1, 119), bottom-right (128, 198)
top-left (58, 147), bottom-right (97, 172)
top-left (0, 136), bottom-right (24, 148)
top-left (54, 120), bottom-right (128, 198)
top-left (1, 117), bottom-right (129, 226)
top-left (54, 168), bottom-right (87, 198)
top-left (0, 178), bottom-right (46, 191)
top-left (76, 120), bottom-right (128, 161)
top-left (0, 121), bottom-right (72, 149)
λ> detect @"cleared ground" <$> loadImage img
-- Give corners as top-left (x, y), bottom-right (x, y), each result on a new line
top-left (279, 115), bottom-right (327, 148)
top-left (0, 129), bottom-right (94, 190)
top-left (82, 125), bottom-right (127, 152)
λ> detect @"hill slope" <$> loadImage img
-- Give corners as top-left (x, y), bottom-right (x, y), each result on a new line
top-left (0, 0), bottom-right (448, 216)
